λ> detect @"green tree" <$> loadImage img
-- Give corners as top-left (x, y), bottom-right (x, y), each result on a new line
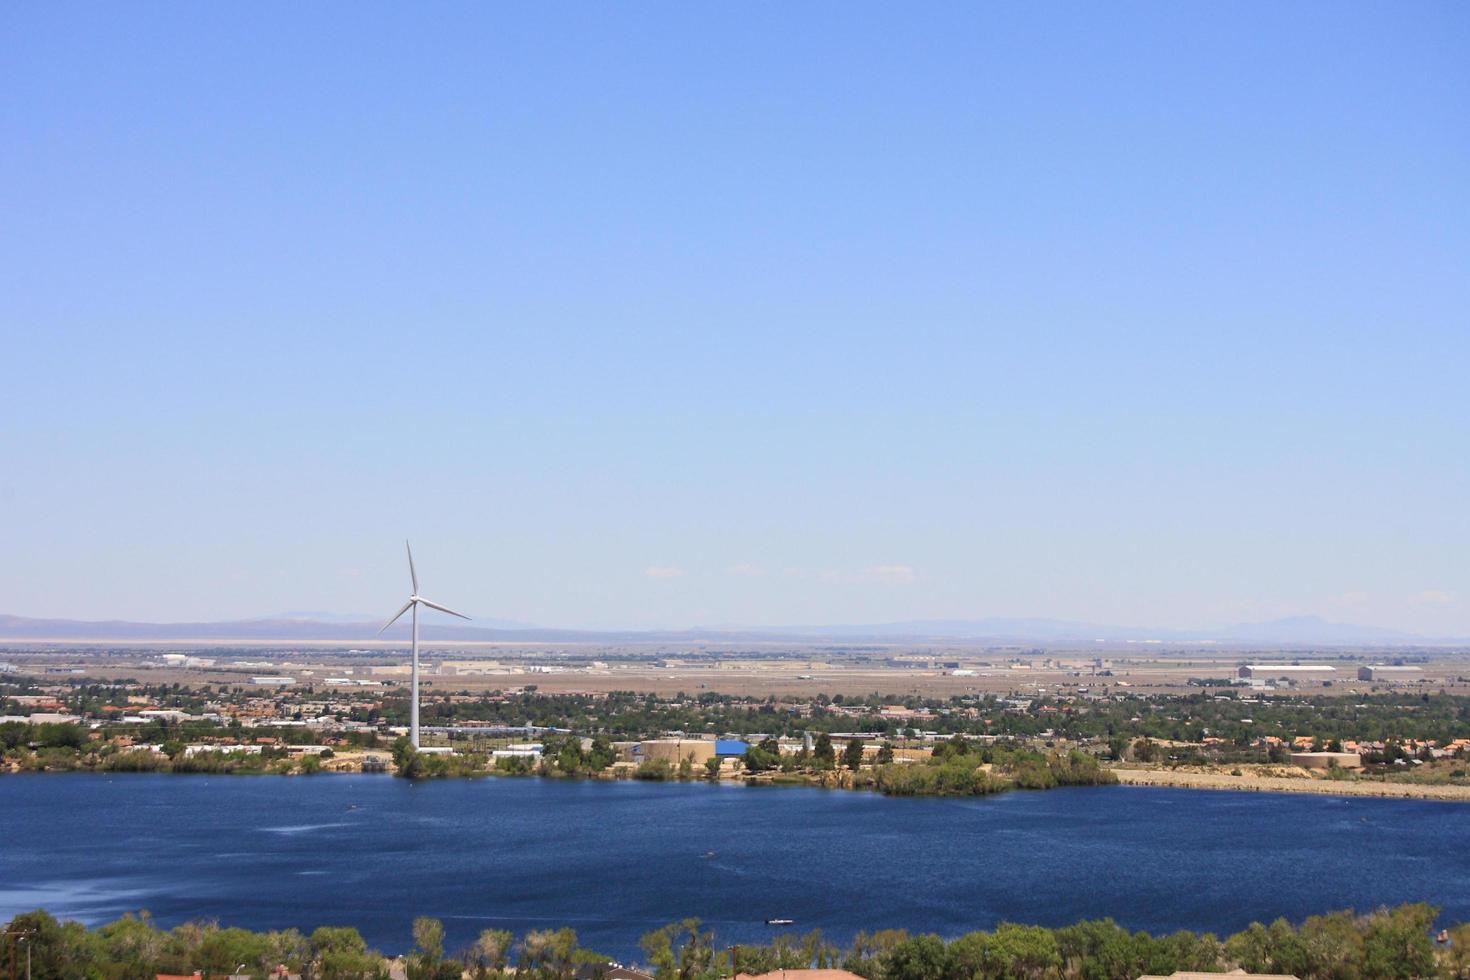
top-left (640, 919), bottom-right (723, 980)
top-left (1293, 910), bottom-right (1362, 980)
top-left (520, 927), bottom-right (581, 980)
top-left (587, 736), bottom-right (617, 771)
top-left (556, 737), bottom-right (586, 775)
top-left (984, 923), bottom-right (1061, 980)
top-left (1054, 919), bottom-right (1138, 980)
top-left (263, 928), bottom-right (310, 977)
top-left (843, 928), bottom-right (910, 978)
top-left (1361, 904), bottom-right (1437, 980)
top-left (883, 934), bottom-right (948, 980)
top-left (195, 925), bottom-right (270, 977)
top-left (96, 911), bottom-right (167, 977)
top-left (392, 736), bottom-right (420, 777)
top-left (947, 931), bottom-right (992, 980)
top-left (406, 917), bottom-right (458, 980)
top-left (813, 733), bottom-right (837, 771)
top-left (311, 925), bottom-right (384, 980)
top-left (2, 909), bottom-right (99, 980)
top-left (467, 928), bottom-right (514, 979)
top-left (743, 739), bottom-right (780, 773)
top-left (843, 738), bottom-right (866, 771)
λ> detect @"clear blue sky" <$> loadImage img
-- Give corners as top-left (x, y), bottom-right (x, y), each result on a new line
top-left (2, 3), bottom-right (1466, 633)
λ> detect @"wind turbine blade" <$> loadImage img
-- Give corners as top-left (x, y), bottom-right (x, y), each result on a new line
top-left (406, 540), bottom-right (419, 594)
top-left (415, 597), bottom-right (470, 621)
top-left (377, 600), bottom-right (414, 635)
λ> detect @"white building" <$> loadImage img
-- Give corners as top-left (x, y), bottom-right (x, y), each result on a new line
top-left (184, 744), bottom-right (263, 756)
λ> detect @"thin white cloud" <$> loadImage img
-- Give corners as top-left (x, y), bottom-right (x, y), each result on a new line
top-left (1334, 590), bottom-right (1369, 606)
top-left (726, 563), bottom-right (764, 577)
top-left (817, 564), bottom-right (919, 585)
top-left (863, 564), bottom-right (917, 585)
top-left (643, 565), bottom-right (686, 580)
top-left (1410, 589), bottom-right (1455, 606)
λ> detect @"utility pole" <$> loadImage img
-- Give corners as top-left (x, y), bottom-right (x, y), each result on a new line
top-left (4, 927), bottom-right (36, 980)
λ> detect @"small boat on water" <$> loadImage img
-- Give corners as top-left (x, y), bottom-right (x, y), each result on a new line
top-left (702, 851), bottom-right (717, 859)
top-left (766, 918), bottom-right (794, 926)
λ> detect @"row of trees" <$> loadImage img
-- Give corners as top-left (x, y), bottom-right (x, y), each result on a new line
top-left (10, 677), bottom-right (1468, 769)
top-left (395, 687), bottom-right (1470, 748)
top-left (741, 734), bottom-right (875, 774)
top-left (5, 904), bottom-right (1465, 980)
top-left (387, 732), bottom-right (1116, 800)
top-left (1, 743), bottom-right (319, 776)
top-left (0, 910), bottom-right (605, 980)
top-left (0, 712), bottom-right (377, 775)
top-left (648, 908), bottom-right (1466, 980)
top-left (867, 740), bottom-right (1117, 797)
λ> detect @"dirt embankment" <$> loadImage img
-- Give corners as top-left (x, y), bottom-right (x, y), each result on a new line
top-left (1111, 766), bottom-right (1470, 802)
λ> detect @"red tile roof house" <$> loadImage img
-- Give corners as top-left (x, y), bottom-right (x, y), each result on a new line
top-left (736, 971), bottom-right (868, 980)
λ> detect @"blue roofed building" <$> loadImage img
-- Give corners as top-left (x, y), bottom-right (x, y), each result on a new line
top-left (714, 739), bottom-right (748, 757)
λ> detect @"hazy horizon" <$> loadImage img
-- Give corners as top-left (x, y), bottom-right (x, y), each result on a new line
top-left (4, 4), bottom-right (1466, 634)
top-left (0, 606), bottom-right (1459, 646)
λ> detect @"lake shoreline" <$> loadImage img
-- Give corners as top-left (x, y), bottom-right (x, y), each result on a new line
top-left (9, 757), bottom-right (1470, 802)
top-left (1110, 766), bottom-right (1470, 802)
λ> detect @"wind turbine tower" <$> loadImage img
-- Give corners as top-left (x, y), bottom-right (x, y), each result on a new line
top-left (379, 542), bottom-right (470, 748)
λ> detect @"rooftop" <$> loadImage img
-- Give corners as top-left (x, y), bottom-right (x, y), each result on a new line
top-left (1139, 972), bottom-right (1299, 980)
top-left (736, 971), bottom-right (867, 980)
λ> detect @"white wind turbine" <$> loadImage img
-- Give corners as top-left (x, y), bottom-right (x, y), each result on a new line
top-left (378, 541), bottom-right (470, 748)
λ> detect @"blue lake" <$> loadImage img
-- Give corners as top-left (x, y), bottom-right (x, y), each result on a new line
top-left (1, 774), bottom-right (1467, 959)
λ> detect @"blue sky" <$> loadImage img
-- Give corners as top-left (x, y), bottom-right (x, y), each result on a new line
top-left (2, 4), bottom-right (1467, 633)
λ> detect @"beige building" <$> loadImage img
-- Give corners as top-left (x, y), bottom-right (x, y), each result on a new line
top-left (1290, 751), bottom-right (1362, 770)
top-left (639, 739), bottom-right (716, 765)
top-left (1357, 665), bottom-right (1423, 682)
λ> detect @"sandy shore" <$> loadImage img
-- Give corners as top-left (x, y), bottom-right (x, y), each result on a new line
top-left (1111, 767), bottom-right (1470, 802)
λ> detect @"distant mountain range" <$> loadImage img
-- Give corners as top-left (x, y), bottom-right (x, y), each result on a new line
top-left (0, 612), bottom-right (1459, 648)
top-left (273, 610), bottom-right (539, 630)
top-left (0, 614), bottom-right (602, 644)
top-left (760, 615), bottom-right (1430, 646)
